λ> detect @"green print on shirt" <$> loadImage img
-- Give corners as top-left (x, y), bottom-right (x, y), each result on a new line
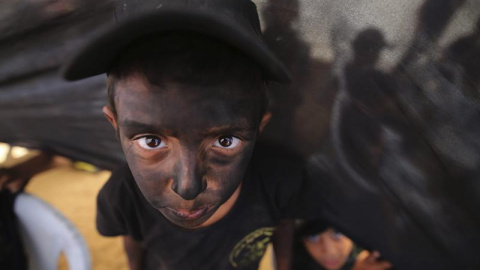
top-left (229, 227), bottom-right (276, 268)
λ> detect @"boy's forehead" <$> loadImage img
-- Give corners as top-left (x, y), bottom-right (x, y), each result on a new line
top-left (114, 74), bottom-right (261, 131)
top-left (115, 72), bottom-right (258, 102)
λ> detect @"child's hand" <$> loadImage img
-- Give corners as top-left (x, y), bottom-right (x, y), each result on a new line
top-left (0, 168), bottom-right (30, 193)
top-left (0, 152), bottom-right (54, 193)
top-left (353, 250), bottom-right (393, 270)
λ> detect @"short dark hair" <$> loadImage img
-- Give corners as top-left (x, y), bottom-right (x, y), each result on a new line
top-left (106, 32), bottom-right (268, 120)
top-left (297, 219), bottom-right (331, 238)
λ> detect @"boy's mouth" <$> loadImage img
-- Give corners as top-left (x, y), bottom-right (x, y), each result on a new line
top-left (166, 205), bottom-right (212, 221)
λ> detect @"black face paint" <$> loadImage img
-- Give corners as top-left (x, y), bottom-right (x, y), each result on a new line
top-left (114, 74), bottom-right (262, 228)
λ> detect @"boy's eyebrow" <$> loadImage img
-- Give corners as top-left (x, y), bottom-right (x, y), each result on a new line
top-left (120, 120), bottom-right (175, 136)
top-left (205, 124), bottom-right (256, 135)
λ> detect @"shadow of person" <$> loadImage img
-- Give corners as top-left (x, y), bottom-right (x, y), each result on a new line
top-left (417, 0), bottom-right (466, 40)
top-left (261, 0), bottom-right (336, 157)
top-left (445, 18), bottom-right (480, 101)
top-left (396, 0), bottom-right (465, 71)
top-left (339, 28), bottom-right (403, 176)
top-left (345, 28), bottom-right (395, 105)
top-left (260, 0), bottom-right (312, 154)
top-left (262, 0), bottom-right (307, 76)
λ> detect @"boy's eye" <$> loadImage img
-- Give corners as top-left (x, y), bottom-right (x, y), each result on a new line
top-left (136, 136), bottom-right (167, 150)
top-left (212, 136), bottom-right (240, 149)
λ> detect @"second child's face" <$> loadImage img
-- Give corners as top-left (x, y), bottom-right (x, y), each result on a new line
top-left (303, 228), bottom-right (353, 270)
top-left (106, 73), bottom-right (265, 228)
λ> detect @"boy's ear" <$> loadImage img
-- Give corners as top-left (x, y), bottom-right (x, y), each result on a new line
top-left (102, 106), bottom-right (118, 130)
top-left (259, 111), bottom-right (272, 133)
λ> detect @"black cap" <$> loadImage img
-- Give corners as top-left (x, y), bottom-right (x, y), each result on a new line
top-left (62, 0), bottom-right (291, 83)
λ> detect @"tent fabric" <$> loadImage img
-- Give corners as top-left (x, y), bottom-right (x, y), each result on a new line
top-left (0, 0), bottom-right (479, 269)
top-left (0, 0), bottom-right (123, 170)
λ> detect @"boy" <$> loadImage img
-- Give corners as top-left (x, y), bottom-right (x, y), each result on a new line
top-left (64, 0), bottom-right (319, 269)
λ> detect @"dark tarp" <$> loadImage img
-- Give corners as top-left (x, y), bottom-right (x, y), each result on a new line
top-left (0, 0), bottom-right (123, 170)
top-left (1, 0), bottom-right (479, 269)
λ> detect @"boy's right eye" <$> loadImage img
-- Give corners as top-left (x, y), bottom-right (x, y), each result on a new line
top-left (135, 136), bottom-right (167, 150)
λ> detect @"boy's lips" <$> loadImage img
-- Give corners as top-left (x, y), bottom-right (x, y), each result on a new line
top-left (166, 205), bottom-right (212, 220)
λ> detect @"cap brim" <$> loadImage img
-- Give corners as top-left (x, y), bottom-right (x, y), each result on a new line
top-left (62, 8), bottom-right (291, 83)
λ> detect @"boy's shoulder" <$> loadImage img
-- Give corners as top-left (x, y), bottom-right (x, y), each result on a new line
top-left (97, 162), bottom-right (152, 240)
top-left (98, 162), bottom-right (149, 213)
top-left (99, 163), bottom-right (136, 199)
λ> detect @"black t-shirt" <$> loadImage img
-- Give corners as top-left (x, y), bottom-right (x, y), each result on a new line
top-left (97, 143), bottom-right (315, 270)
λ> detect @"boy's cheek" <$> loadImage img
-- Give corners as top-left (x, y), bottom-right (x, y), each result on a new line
top-left (208, 152), bottom-right (244, 166)
top-left (205, 150), bottom-right (253, 187)
top-left (128, 165), bottom-right (174, 205)
top-left (126, 151), bottom-right (175, 184)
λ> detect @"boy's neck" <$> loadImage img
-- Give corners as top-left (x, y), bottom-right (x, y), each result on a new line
top-left (196, 183), bottom-right (243, 228)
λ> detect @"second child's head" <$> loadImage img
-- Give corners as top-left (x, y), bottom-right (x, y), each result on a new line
top-left (102, 33), bottom-right (271, 228)
top-left (303, 228), bottom-right (353, 270)
top-left (297, 220), bottom-right (354, 270)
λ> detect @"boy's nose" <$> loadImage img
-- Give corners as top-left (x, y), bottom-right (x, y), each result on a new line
top-left (172, 153), bottom-right (205, 200)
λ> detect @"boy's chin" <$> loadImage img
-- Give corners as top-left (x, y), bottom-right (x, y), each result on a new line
top-left (158, 204), bottom-right (220, 229)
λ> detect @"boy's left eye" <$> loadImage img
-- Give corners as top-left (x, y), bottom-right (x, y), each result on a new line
top-left (212, 136), bottom-right (240, 149)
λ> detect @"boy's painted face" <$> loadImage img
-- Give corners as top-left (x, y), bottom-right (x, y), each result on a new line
top-left (303, 228), bottom-right (353, 270)
top-left (104, 73), bottom-right (268, 229)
